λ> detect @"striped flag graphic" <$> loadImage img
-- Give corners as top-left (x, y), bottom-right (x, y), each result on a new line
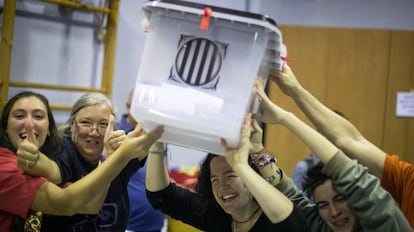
top-left (170, 35), bottom-right (227, 90)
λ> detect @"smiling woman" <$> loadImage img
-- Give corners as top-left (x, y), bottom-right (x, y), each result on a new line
top-left (0, 91), bottom-right (163, 232)
top-left (65, 102), bottom-right (114, 164)
top-left (145, 115), bottom-right (310, 232)
top-left (0, 92), bottom-right (62, 162)
top-left (15, 92), bottom-right (159, 232)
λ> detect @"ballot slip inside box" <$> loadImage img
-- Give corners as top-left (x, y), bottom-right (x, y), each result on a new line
top-left (131, 0), bottom-right (287, 155)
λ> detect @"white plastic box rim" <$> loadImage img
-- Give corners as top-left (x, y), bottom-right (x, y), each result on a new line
top-left (141, 0), bottom-right (287, 71)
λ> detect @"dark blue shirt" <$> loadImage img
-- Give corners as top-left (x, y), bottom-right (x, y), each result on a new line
top-left (41, 138), bottom-right (145, 232)
top-left (119, 113), bottom-right (165, 231)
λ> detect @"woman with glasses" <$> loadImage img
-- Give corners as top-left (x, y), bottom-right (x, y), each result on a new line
top-left (0, 91), bottom-right (163, 231)
top-left (19, 92), bottom-right (149, 231)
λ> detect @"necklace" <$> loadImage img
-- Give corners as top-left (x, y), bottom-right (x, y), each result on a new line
top-left (232, 206), bottom-right (261, 224)
top-left (232, 221), bottom-right (238, 232)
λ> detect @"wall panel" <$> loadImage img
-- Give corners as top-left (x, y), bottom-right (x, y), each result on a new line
top-left (264, 26), bottom-right (393, 175)
top-left (383, 31), bottom-right (414, 163)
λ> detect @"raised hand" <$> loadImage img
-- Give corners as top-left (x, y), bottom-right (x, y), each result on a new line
top-left (16, 126), bottom-right (40, 170)
top-left (249, 119), bottom-right (265, 154)
top-left (103, 115), bottom-right (126, 158)
top-left (253, 79), bottom-right (289, 125)
top-left (269, 64), bottom-right (302, 97)
top-left (221, 113), bottom-right (252, 168)
top-left (116, 124), bottom-right (164, 161)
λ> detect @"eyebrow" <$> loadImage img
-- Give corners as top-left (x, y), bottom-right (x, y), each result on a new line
top-left (210, 169), bottom-right (235, 177)
top-left (333, 194), bottom-right (346, 200)
top-left (224, 170), bottom-right (236, 175)
top-left (315, 194), bottom-right (346, 204)
top-left (12, 108), bottom-right (46, 113)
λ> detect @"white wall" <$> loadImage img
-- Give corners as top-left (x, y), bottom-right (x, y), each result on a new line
top-left (251, 0), bottom-right (414, 30)
top-left (2, 0), bottom-right (414, 167)
top-left (5, 0), bottom-right (106, 123)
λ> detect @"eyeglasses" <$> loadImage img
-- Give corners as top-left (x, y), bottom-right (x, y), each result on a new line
top-left (74, 119), bottom-right (108, 134)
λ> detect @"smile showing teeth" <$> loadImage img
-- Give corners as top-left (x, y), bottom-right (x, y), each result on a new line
top-left (222, 193), bottom-right (237, 201)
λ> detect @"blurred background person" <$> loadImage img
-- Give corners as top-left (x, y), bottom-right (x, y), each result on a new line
top-left (122, 89), bottom-right (166, 232)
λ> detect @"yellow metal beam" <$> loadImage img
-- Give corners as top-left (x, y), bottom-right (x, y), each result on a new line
top-left (1, 0), bottom-right (117, 111)
top-left (51, 104), bottom-right (73, 111)
top-left (40, 0), bottom-right (111, 14)
top-left (9, 81), bottom-right (103, 93)
top-left (0, 0), bottom-right (16, 109)
top-left (101, 0), bottom-right (119, 97)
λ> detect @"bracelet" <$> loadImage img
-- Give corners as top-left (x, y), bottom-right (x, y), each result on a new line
top-left (250, 148), bottom-right (282, 185)
top-left (99, 153), bottom-right (106, 162)
top-left (261, 165), bottom-right (283, 186)
top-left (149, 146), bottom-right (168, 155)
top-left (251, 149), bottom-right (276, 168)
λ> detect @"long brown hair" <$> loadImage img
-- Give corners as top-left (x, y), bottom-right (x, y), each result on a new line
top-left (0, 91), bottom-right (63, 158)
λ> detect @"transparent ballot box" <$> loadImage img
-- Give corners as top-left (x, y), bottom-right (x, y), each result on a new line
top-left (131, 0), bottom-right (286, 155)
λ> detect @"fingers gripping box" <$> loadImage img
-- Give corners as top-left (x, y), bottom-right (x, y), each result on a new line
top-left (131, 0), bottom-right (286, 155)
